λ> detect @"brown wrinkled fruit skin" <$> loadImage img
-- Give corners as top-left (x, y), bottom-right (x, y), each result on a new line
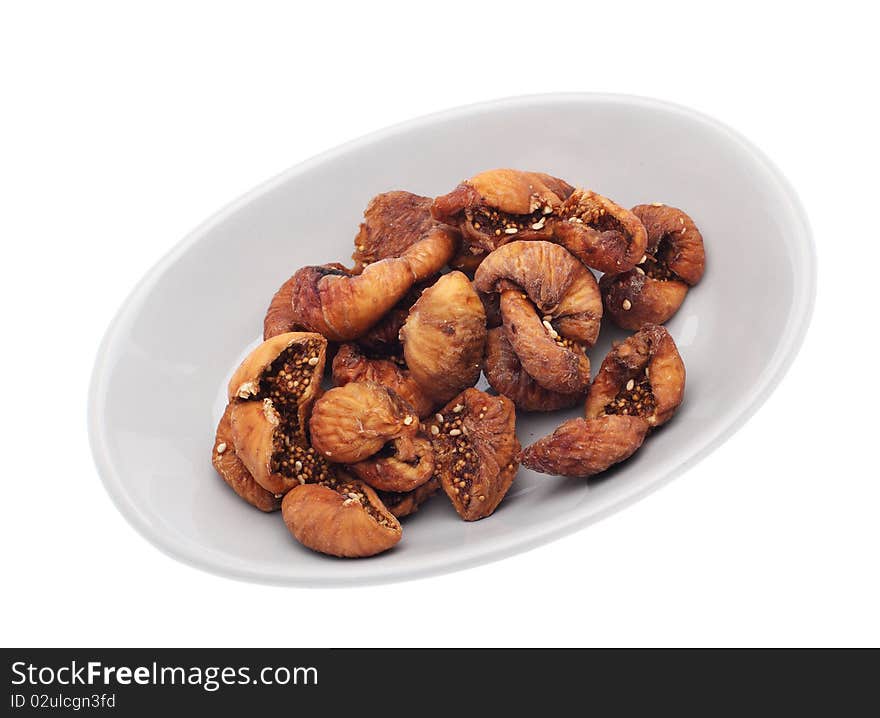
top-left (400, 271), bottom-right (487, 405)
top-left (309, 381), bottom-right (419, 464)
top-left (289, 260), bottom-right (417, 342)
top-left (331, 343), bottom-right (435, 418)
top-left (500, 290), bottom-right (591, 394)
top-left (586, 324), bottom-right (686, 427)
top-left (600, 270), bottom-right (688, 330)
top-left (352, 191), bottom-right (458, 278)
top-left (521, 416), bottom-right (649, 478)
top-left (282, 480), bottom-right (401, 558)
top-left (350, 436), bottom-right (435, 492)
top-left (483, 328), bottom-right (582, 412)
top-left (355, 285), bottom-right (422, 356)
top-left (212, 404), bottom-right (281, 511)
top-left (228, 332), bottom-right (330, 495)
top-left (602, 204), bottom-right (705, 329)
top-left (554, 189), bottom-right (648, 274)
top-left (474, 241), bottom-right (602, 346)
top-left (450, 246), bottom-right (488, 275)
top-left (428, 388), bottom-right (520, 521)
top-left (376, 477), bottom-right (440, 518)
top-left (474, 241), bottom-right (601, 397)
top-left (632, 204), bottom-right (705, 285)
top-left (432, 169), bottom-right (574, 254)
top-left (263, 273), bottom-right (305, 340)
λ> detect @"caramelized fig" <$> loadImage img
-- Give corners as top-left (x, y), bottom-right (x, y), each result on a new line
top-left (289, 260), bottom-right (416, 342)
top-left (399, 271), bottom-right (487, 405)
top-left (585, 324), bottom-right (686, 427)
top-left (331, 343), bottom-right (435, 418)
top-left (376, 477), bottom-right (440, 518)
top-left (352, 191), bottom-right (458, 277)
top-left (228, 332), bottom-right (333, 495)
top-left (350, 436), bottom-right (435, 492)
top-left (212, 404), bottom-right (282, 511)
top-left (601, 204), bottom-right (705, 329)
top-left (554, 189), bottom-right (648, 273)
top-left (483, 328), bottom-right (582, 412)
top-left (432, 169), bottom-right (574, 254)
top-left (521, 415), bottom-right (649, 478)
top-left (282, 478), bottom-right (401, 558)
top-left (309, 381), bottom-right (420, 464)
top-left (427, 388), bottom-right (520, 521)
top-left (474, 241), bottom-right (601, 399)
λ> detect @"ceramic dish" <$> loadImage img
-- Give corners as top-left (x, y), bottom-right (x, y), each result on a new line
top-left (88, 94), bottom-right (815, 586)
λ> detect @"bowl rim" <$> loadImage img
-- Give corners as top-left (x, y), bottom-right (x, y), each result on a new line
top-left (87, 92), bottom-right (817, 587)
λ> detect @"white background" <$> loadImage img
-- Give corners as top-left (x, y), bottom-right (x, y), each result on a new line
top-left (1, 1), bottom-right (877, 647)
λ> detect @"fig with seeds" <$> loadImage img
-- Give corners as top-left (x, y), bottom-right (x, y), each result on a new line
top-left (585, 323), bottom-right (685, 427)
top-left (227, 332), bottom-right (333, 496)
top-left (553, 189), bottom-right (648, 274)
top-left (426, 388), bottom-right (520, 521)
top-left (474, 241), bottom-right (601, 403)
top-left (432, 168), bottom-right (574, 255)
top-left (601, 204), bottom-right (705, 330)
top-left (212, 404), bottom-right (282, 511)
top-left (282, 477), bottom-right (402, 558)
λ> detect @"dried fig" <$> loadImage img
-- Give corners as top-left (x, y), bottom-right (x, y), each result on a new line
top-left (227, 332), bottom-right (333, 495)
top-left (474, 241), bottom-right (601, 399)
top-left (309, 381), bottom-right (420, 464)
top-left (376, 477), bottom-right (440, 518)
top-left (399, 271), bottom-right (487, 405)
top-left (349, 436), bottom-right (435, 492)
top-left (450, 245), bottom-right (489, 275)
top-left (331, 343), bottom-right (435, 418)
top-left (585, 324), bottom-right (686, 427)
top-left (483, 328), bottom-right (582, 412)
top-left (282, 478), bottom-right (401, 557)
top-left (212, 404), bottom-right (282, 511)
top-left (427, 388), bottom-right (520, 521)
top-left (289, 260), bottom-right (417, 342)
top-left (432, 169), bottom-right (574, 254)
top-left (553, 189), bottom-right (648, 273)
top-left (521, 415), bottom-right (649, 478)
top-left (601, 204), bottom-right (705, 329)
top-left (264, 272), bottom-right (305, 340)
top-left (355, 284), bottom-right (423, 357)
top-left (352, 191), bottom-right (458, 278)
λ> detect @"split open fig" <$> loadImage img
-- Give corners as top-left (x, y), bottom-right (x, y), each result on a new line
top-left (426, 388), bottom-right (520, 521)
top-left (432, 169), bottom-right (574, 254)
top-left (399, 271), bottom-right (487, 406)
top-left (553, 189), bottom-right (648, 274)
top-left (282, 478), bottom-right (401, 558)
top-left (601, 204), bottom-right (705, 329)
top-left (352, 191), bottom-right (458, 278)
top-left (227, 332), bottom-right (333, 496)
top-left (212, 404), bottom-right (282, 511)
top-left (585, 323), bottom-right (686, 427)
top-left (521, 415), bottom-right (649, 478)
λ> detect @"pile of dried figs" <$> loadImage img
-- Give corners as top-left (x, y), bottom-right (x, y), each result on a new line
top-left (212, 169), bottom-right (706, 558)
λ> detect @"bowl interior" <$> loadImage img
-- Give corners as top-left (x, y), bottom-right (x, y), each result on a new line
top-left (90, 95), bottom-right (814, 585)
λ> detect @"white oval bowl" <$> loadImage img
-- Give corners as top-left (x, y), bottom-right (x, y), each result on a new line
top-left (88, 94), bottom-right (815, 586)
